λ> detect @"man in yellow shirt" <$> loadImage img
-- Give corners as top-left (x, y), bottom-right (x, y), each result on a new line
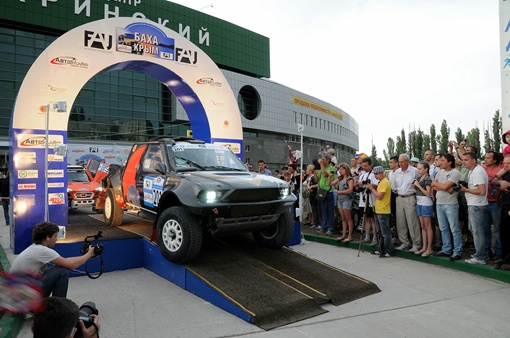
top-left (367, 166), bottom-right (394, 257)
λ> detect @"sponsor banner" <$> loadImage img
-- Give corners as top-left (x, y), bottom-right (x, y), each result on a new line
top-left (49, 55), bottom-right (90, 70)
top-left (213, 141), bottom-right (241, 155)
top-left (48, 182), bottom-right (65, 188)
top-left (18, 170), bottom-right (38, 179)
top-left (17, 183), bottom-right (37, 190)
top-left (116, 23), bottom-right (175, 60)
top-left (292, 96), bottom-right (344, 121)
top-left (48, 193), bottom-right (66, 205)
top-left (48, 169), bottom-right (65, 178)
top-left (48, 154), bottom-right (64, 162)
top-left (143, 176), bottom-right (164, 208)
top-left (17, 134), bottom-right (64, 149)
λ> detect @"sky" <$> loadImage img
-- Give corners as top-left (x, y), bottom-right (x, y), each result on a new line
top-left (168, 0), bottom-right (501, 156)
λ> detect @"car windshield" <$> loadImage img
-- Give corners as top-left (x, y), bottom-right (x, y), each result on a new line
top-left (68, 169), bottom-right (89, 182)
top-left (170, 143), bottom-right (247, 172)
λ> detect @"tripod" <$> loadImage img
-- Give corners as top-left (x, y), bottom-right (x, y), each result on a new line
top-left (357, 189), bottom-right (372, 257)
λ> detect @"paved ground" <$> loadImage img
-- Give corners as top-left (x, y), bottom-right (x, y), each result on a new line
top-left (2, 218), bottom-right (510, 337)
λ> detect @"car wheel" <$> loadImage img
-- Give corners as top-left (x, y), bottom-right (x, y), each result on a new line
top-left (103, 189), bottom-right (123, 226)
top-left (156, 207), bottom-right (202, 264)
top-left (252, 210), bottom-right (294, 249)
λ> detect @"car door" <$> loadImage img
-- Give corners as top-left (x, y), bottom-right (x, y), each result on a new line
top-left (138, 143), bottom-right (167, 212)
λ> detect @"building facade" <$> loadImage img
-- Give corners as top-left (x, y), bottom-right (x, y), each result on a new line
top-left (0, 0), bottom-right (359, 171)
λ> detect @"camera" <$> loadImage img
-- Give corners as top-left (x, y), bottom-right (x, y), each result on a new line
top-left (75, 301), bottom-right (99, 338)
top-left (362, 179), bottom-right (371, 185)
top-left (452, 180), bottom-right (468, 192)
top-left (80, 231), bottom-right (104, 256)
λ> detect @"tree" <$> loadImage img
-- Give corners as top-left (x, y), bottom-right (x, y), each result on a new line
top-left (466, 127), bottom-right (481, 158)
top-left (371, 144), bottom-right (380, 167)
top-left (422, 134), bottom-right (431, 153)
top-left (437, 120), bottom-right (450, 154)
top-left (429, 124), bottom-right (437, 154)
top-left (454, 127), bottom-right (465, 144)
top-left (386, 137), bottom-right (396, 157)
top-left (415, 129), bottom-right (424, 159)
top-left (493, 110), bottom-right (502, 152)
top-left (396, 129), bottom-right (407, 155)
top-left (484, 128), bottom-right (492, 154)
top-left (408, 130), bottom-right (416, 157)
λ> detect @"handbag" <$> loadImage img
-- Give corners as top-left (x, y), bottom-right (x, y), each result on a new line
top-left (302, 187), bottom-right (310, 199)
top-left (317, 187), bottom-right (330, 200)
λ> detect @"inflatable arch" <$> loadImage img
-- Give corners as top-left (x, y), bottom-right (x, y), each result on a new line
top-left (10, 18), bottom-right (243, 253)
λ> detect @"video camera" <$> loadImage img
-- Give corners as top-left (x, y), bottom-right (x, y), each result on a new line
top-left (75, 301), bottom-right (99, 338)
top-left (452, 180), bottom-right (468, 192)
top-left (80, 231), bottom-right (104, 257)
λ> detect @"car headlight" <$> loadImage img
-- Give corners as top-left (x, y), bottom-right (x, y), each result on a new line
top-left (199, 190), bottom-right (223, 203)
top-left (279, 187), bottom-right (290, 199)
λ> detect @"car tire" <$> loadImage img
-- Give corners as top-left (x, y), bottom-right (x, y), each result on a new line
top-left (103, 189), bottom-right (123, 226)
top-left (156, 207), bottom-right (202, 264)
top-left (252, 210), bottom-right (294, 249)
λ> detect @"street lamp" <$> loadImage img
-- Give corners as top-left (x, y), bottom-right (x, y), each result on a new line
top-left (44, 101), bottom-right (67, 222)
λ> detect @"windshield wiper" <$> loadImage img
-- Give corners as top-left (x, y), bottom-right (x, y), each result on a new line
top-left (174, 156), bottom-right (205, 170)
top-left (202, 166), bottom-right (245, 171)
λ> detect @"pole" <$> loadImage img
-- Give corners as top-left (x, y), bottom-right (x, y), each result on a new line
top-left (44, 104), bottom-right (49, 222)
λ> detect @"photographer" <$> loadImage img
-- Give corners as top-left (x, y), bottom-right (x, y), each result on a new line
top-left (10, 222), bottom-right (97, 298)
top-left (460, 152), bottom-right (489, 265)
top-left (32, 297), bottom-right (100, 338)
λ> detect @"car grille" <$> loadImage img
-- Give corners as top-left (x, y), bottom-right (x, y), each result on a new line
top-left (226, 188), bottom-right (280, 202)
top-left (75, 192), bottom-right (94, 199)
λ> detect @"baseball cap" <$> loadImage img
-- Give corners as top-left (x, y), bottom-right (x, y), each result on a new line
top-left (410, 156), bottom-right (420, 163)
top-left (373, 166), bottom-right (384, 174)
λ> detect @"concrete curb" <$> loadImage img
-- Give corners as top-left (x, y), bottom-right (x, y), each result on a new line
top-left (303, 233), bottom-right (510, 284)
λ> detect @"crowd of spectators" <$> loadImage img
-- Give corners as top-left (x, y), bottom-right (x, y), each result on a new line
top-left (265, 140), bottom-right (510, 265)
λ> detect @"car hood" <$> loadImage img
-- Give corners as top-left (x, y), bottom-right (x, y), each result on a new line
top-left (179, 171), bottom-right (289, 190)
top-left (68, 181), bottom-right (101, 191)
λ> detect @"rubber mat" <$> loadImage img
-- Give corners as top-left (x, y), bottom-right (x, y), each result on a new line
top-left (186, 235), bottom-right (380, 330)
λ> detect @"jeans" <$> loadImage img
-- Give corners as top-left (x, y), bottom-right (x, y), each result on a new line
top-left (468, 205), bottom-right (487, 260)
top-left (319, 192), bottom-right (335, 231)
top-left (42, 265), bottom-right (69, 297)
top-left (436, 204), bottom-right (462, 255)
top-left (376, 213), bottom-right (393, 255)
top-left (485, 202), bottom-right (501, 258)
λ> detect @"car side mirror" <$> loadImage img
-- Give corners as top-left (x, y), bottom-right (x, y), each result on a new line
top-left (155, 162), bottom-right (166, 174)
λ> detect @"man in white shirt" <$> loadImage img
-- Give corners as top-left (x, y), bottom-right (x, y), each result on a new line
top-left (461, 152), bottom-right (489, 265)
top-left (10, 222), bottom-right (96, 297)
top-left (391, 154), bottom-right (421, 251)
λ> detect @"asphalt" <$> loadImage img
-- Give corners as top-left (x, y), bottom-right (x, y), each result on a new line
top-left (1, 216), bottom-right (510, 337)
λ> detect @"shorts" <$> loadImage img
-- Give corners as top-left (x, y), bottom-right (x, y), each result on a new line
top-left (337, 198), bottom-right (352, 210)
top-left (416, 204), bottom-right (433, 217)
top-left (357, 205), bottom-right (374, 218)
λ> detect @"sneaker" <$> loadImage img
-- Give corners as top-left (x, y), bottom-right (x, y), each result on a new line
top-left (409, 247), bottom-right (419, 253)
top-left (371, 250), bottom-right (381, 255)
top-left (380, 253), bottom-right (393, 258)
top-left (370, 240), bottom-right (378, 247)
top-left (362, 238), bottom-right (372, 243)
top-left (396, 244), bottom-right (409, 250)
top-left (325, 230), bottom-right (333, 235)
top-left (449, 254), bottom-right (462, 261)
top-left (465, 257), bottom-right (486, 265)
top-left (434, 251), bottom-right (451, 257)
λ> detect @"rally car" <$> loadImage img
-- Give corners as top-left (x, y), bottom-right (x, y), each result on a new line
top-left (67, 165), bottom-right (103, 212)
top-left (88, 136), bottom-right (296, 264)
